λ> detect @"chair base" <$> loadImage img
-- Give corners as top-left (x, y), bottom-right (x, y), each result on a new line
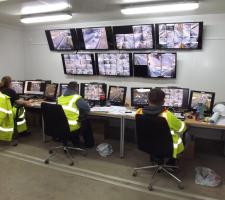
top-left (133, 164), bottom-right (184, 191)
top-left (44, 145), bottom-right (87, 166)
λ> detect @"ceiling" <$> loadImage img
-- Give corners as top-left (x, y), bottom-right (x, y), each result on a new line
top-left (0, 0), bottom-right (225, 26)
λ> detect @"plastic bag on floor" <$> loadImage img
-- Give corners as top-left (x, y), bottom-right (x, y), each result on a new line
top-left (195, 167), bottom-right (222, 187)
top-left (96, 143), bottom-right (113, 157)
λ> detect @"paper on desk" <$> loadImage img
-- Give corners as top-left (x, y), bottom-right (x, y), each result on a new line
top-left (216, 117), bottom-right (225, 125)
top-left (91, 106), bottom-right (135, 115)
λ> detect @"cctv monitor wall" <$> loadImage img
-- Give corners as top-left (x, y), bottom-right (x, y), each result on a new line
top-left (77, 27), bottom-right (114, 50)
top-left (96, 53), bottom-right (132, 76)
top-left (189, 90), bottom-right (215, 114)
top-left (113, 24), bottom-right (154, 50)
top-left (108, 86), bottom-right (127, 106)
top-left (45, 29), bottom-right (78, 51)
top-left (131, 88), bottom-right (151, 107)
top-left (155, 22), bottom-right (203, 49)
top-left (62, 53), bottom-right (96, 75)
top-left (133, 53), bottom-right (176, 78)
top-left (11, 81), bottom-right (24, 95)
top-left (44, 83), bottom-right (58, 99)
top-left (24, 80), bottom-right (46, 95)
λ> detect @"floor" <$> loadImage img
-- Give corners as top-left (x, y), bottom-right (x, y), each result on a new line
top-left (0, 127), bottom-right (224, 200)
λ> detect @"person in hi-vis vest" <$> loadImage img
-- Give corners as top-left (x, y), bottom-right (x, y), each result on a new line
top-left (136, 88), bottom-right (189, 160)
top-left (57, 81), bottom-right (95, 148)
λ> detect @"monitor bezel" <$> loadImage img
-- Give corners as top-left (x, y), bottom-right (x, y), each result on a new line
top-left (189, 90), bottom-right (215, 115)
top-left (24, 80), bottom-right (46, 95)
top-left (113, 24), bottom-right (155, 50)
top-left (155, 22), bottom-right (203, 50)
top-left (44, 83), bottom-right (58, 98)
top-left (11, 80), bottom-right (25, 95)
top-left (131, 87), bottom-right (152, 107)
top-left (77, 26), bottom-right (115, 50)
top-left (107, 85), bottom-right (127, 106)
top-left (45, 29), bottom-right (78, 51)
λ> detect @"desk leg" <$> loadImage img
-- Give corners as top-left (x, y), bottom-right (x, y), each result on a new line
top-left (120, 117), bottom-right (125, 158)
top-left (42, 116), bottom-right (46, 143)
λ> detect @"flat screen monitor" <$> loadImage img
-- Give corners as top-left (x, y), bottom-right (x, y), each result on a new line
top-left (96, 53), bottom-right (132, 76)
top-left (11, 81), bottom-right (24, 95)
top-left (77, 27), bottom-right (114, 50)
top-left (189, 90), bottom-right (215, 114)
top-left (159, 87), bottom-right (189, 109)
top-left (131, 88), bottom-right (151, 107)
top-left (155, 22), bottom-right (203, 49)
top-left (44, 83), bottom-right (58, 99)
top-left (62, 53), bottom-right (96, 75)
top-left (113, 24), bottom-right (154, 50)
top-left (45, 29), bottom-right (78, 51)
top-left (108, 86), bottom-right (127, 106)
top-left (24, 80), bottom-right (46, 95)
top-left (133, 53), bottom-right (176, 78)
top-left (81, 83), bottom-right (107, 102)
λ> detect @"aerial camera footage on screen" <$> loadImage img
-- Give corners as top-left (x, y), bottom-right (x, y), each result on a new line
top-left (45, 84), bottom-right (58, 98)
top-left (157, 22), bottom-right (202, 49)
top-left (11, 81), bottom-right (24, 94)
top-left (50, 29), bottom-right (74, 50)
top-left (97, 53), bottom-right (131, 76)
top-left (108, 86), bottom-right (126, 105)
top-left (132, 88), bottom-right (151, 106)
top-left (134, 53), bottom-right (176, 78)
top-left (84, 84), bottom-right (106, 101)
top-left (161, 88), bottom-right (184, 107)
top-left (62, 54), bottom-right (94, 75)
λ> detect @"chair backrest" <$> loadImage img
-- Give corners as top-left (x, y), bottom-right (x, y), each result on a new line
top-left (135, 114), bottom-right (173, 158)
top-left (41, 102), bottom-right (70, 142)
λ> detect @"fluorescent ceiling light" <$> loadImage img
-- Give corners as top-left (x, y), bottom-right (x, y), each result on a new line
top-left (20, 13), bottom-right (72, 24)
top-left (21, 2), bottom-right (70, 15)
top-left (121, 2), bottom-right (199, 15)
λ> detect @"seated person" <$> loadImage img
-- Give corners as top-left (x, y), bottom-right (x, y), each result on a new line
top-left (57, 81), bottom-right (95, 148)
top-left (136, 88), bottom-right (187, 159)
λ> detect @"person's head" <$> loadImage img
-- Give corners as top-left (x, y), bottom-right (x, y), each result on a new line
top-left (0, 76), bottom-right (12, 90)
top-left (67, 81), bottom-right (78, 93)
top-left (148, 88), bottom-right (165, 106)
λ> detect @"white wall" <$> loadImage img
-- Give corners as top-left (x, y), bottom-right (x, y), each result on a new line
top-left (0, 23), bottom-right (24, 80)
top-left (23, 13), bottom-right (225, 103)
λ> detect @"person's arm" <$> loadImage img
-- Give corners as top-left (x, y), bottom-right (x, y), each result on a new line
top-left (76, 98), bottom-right (90, 114)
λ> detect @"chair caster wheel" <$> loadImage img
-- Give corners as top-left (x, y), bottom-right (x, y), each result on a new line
top-left (49, 150), bottom-right (53, 154)
top-left (44, 159), bottom-right (49, 164)
top-left (148, 185), bottom-right (153, 191)
top-left (178, 183), bottom-right (184, 190)
top-left (132, 171), bottom-right (137, 177)
top-left (69, 162), bottom-right (74, 166)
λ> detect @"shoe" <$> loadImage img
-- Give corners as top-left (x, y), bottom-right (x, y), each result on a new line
top-left (11, 140), bottom-right (18, 146)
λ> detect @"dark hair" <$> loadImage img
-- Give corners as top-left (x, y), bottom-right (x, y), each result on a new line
top-left (0, 76), bottom-right (12, 90)
top-left (67, 81), bottom-right (78, 91)
top-left (148, 88), bottom-right (165, 106)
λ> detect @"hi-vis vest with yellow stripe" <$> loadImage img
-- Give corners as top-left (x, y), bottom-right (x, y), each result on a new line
top-left (57, 94), bottom-right (81, 132)
top-left (0, 93), bottom-right (14, 141)
top-left (12, 106), bottom-right (27, 134)
top-left (136, 108), bottom-right (187, 158)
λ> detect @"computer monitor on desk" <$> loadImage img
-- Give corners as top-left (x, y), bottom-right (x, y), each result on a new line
top-left (11, 81), bottom-right (24, 95)
top-left (189, 90), bottom-right (215, 115)
top-left (108, 86), bottom-right (127, 106)
top-left (44, 83), bottom-right (58, 100)
top-left (24, 80), bottom-right (46, 96)
top-left (131, 88), bottom-right (151, 107)
top-left (59, 83), bottom-right (79, 96)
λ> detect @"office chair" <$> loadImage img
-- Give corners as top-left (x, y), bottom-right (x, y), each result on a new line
top-left (41, 102), bottom-right (86, 166)
top-left (133, 114), bottom-right (183, 191)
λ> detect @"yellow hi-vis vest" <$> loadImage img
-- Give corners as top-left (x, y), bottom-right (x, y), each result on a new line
top-left (136, 108), bottom-right (186, 158)
top-left (0, 93), bottom-right (14, 141)
top-left (12, 106), bottom-right (28, 134)
top-left (57, 94), bottom-right (81, 132)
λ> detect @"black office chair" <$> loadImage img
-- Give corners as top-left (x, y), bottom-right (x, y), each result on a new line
top-left (41, 102), bottom-right (86, 166)
top-left (133, 114), bottom-right (183, 191)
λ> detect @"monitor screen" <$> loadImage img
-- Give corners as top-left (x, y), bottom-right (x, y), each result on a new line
top-left (133, 53), bottom-right (176, 78)
top-left (81, 83), bottom-right (107, 101)
top-left (96, 53), bottom-right (132, 76)
top-left (108, 86), bottom-right (127, 106)
top-left (156, 22), bottom-right (203, 49)
top-left (62, 54), bottom-right (96, 75)
top-left (11, 81), bottom-right (24, 95)
top-left (45, 29), bottom-right (77, 51)
top-left (77, 27), bottom-right (114, 50)
top-left (24, 80), bottom-right (46, 95)
top-left (113, 24), bottom-right (154, 50)
top-left (159, 87), bottom-right (189, 108)
top-left (189, 90), bottom-right (215, 114)
top-left (44, 83), bottom-right (58, 98)
top-left (131, 88), bottom-right (151, 107)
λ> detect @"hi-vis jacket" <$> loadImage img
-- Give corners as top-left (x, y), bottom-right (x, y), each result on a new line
top-left (12, 106), bottom-right (27, 134)
top-left (0, 93), bottom-right (14, 141)
top-left (57, 94), bottom-right (81, 132)
top-left (136, 108), bottom-right (187, 158)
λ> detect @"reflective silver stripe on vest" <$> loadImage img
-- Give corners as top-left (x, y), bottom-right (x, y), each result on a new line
top-left (170, 130), bottom-right (175, 135)
top-left (178, 121), bottom-right (185, 133)
top-left (69, 95), bottom-right (79, 107)
top-left (62, 106), bottom-right (79, 114)
top-left (0, 107), bottom-right (12, 114)
top-left (62, 95), bottom-right (80, 114)
top-left (0, 126), bottom-right (13, 132)
top-left (0, 93), bottom-right (6, 99)
top-left (19, 109), bottom-right (25, 119)
top-left (68, 120), bottom-right (78, 126)
top-left (17, 119), bottom-right (26, 126)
